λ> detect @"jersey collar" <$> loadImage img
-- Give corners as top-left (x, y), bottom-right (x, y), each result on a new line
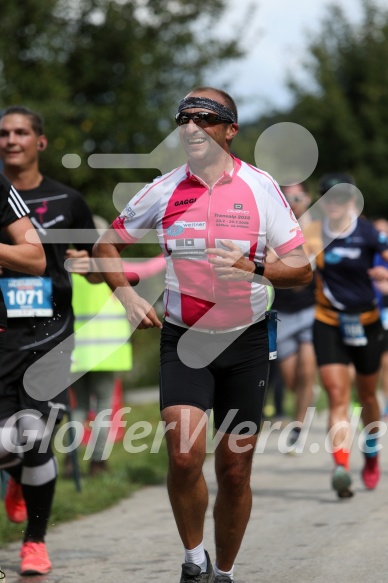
top-left (185, 155), bottom-right (241, 185)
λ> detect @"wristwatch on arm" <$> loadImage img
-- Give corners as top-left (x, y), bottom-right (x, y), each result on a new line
top-left (253, 261), bottom-right (265, 277)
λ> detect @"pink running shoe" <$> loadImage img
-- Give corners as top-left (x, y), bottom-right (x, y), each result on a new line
top-left (362, 456), bottom-right (380, 490)
top-left (20, 542), bottom-right (52, 576)
top-left (4, 478), bottom-right (27, 523)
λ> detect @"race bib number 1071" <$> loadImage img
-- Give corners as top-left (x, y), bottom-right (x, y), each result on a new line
top-left (0, 277), bottom-right (53, 317)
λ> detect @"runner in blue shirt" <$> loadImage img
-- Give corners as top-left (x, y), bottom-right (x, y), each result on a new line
top-left (304, 173), bottom-right (388, 498)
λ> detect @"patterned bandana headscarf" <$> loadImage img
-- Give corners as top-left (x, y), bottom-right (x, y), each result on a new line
top-left (176, 96), bottom-right (237, 123)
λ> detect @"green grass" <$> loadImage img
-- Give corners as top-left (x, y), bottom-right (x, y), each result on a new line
top-left (0, 402), bottom-right (168, 547)
top-left (0, 386), bottom-right (335, 547)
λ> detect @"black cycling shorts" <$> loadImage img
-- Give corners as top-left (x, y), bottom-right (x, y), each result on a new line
top-left (160, 320), bottom-right (270, 434)
top-left (383, 328), bottom-right (388, 353)
top-left (313, 319), bottom-right (384, 375)
top-left (0, 348), bottom-right (71, 422)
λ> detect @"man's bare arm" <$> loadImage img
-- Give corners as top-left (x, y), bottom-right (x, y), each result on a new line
top-left (93, 226), bottom-right (162, 329)
top-left (207, 240), bottom-right (312, 288)
top-left (0, 216), bottom-right (46, 275)
top-left (261, 246), bottom-right (313, 288)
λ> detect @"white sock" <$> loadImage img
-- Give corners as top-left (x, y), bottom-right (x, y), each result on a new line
top-left (214, 563), bottom-right (234, 580)
top-left (184, 542), bottom-right (207, 572)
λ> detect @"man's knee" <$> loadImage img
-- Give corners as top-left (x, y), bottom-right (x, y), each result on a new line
top-left (358, 393), bottom-right (377, 407)
top-left (218, 464), bottom-right (252, 496)
top-left (169, 448), bottom-right (205, 482)
top-left (216, 444), bottom-right (255, 496)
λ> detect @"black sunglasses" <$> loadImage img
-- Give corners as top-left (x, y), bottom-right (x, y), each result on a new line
top-left (175, 111), bottom-right (232, 127)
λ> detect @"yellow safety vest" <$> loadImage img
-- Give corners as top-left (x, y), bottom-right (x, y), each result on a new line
top-left (71, 274), bottom-right (133, 372)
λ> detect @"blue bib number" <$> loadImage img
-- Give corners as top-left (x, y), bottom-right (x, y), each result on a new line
top-left (380, 308), bottom-right (388, 331)
top-left (338, 313), bottom-right (367, 346)
top-left (266, 310), bottom-right (278, 360)
top-left (0, 278), bottom-right (53, 317)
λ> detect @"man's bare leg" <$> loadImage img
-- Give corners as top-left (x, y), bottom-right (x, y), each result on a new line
top-left (162, 404), bottom-right (209, 549)
top-left (213, 431), bottom-right (258, 571)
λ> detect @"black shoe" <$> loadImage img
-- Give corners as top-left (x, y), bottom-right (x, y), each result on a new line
top-left (332, 465), bottom-right (354, 499)
top-left (286, 428), bottom-right (302, 454)
top-left (179, 550), bottom-right (215, 583)
top-left (214, 576), bottom-right (234, 583)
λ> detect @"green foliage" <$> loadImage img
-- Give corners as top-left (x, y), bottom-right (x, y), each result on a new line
top-left (0, 402), bottom-right (167, 546)
top-left (237, 0), bottom-right (388, 216)
top-left (0, 0), bottom-right (244, 225)
top-left (126, 325), bottom-right (163, 388)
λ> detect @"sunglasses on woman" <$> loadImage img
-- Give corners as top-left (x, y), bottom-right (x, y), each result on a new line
top-left (175, 111), bottom-right (232, 127)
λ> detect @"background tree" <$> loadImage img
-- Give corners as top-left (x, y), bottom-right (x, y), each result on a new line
top-left (0, 0), bottom-right (245, 223)
top-left (0, 0), bottom-right (249, 387)
top-left (237, 0), bottom-right (388, 216)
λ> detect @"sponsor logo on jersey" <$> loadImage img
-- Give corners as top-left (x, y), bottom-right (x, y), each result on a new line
top-left (176, 238), bottom-right (195, 247)
top-left (345, 236), bottom-right (364, 244)
top-left (167, 237), bottom-right (207, 259)
top-left (227, 208), bottom-right (250, 214)
top-left (42, 215), bottom-right (65, 228)
top-left (175, 221), bottom-right (206, 230)
top-left (124, 206), bottom-right (136, 219)
top-left (166, 224), bottom-right (185, 236)
top-left (174, 198), bottom-right (197, 206)
top-left (325, 247), bottom-right (361, 263)
top-left (167, 238), bottom-right (205, 248)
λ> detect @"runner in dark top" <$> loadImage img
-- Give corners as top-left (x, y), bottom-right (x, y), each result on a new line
top-left (0, 106), bottom-right (100, 576)
top-left (0, 171), bottom-right (46, 328)
top-left (0, 170), bottom-right (46, 582)
top-left (304, 173), bottom-right (388, 499)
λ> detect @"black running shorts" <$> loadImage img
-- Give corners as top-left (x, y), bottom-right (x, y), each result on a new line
top-left (382, 328), bottom-right (388, 353)
top-left (160, 320), bottom-right (270, 434)
top-left (0, 348), bottom-right (71, 422)
top-left (313, 319), bottom-right (384, 375)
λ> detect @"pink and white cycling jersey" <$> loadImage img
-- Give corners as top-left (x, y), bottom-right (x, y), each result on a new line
top-left (113, 156), bottom-right (305, 331)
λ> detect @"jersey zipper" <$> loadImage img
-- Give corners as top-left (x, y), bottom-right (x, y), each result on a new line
top-left (207, 185), bottom-right (216, 302)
